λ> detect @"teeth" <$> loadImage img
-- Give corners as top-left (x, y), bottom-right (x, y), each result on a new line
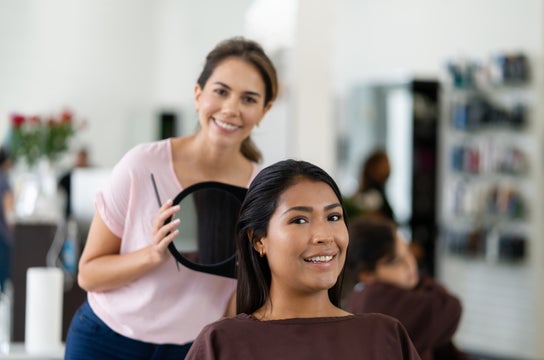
top-left (214, 118), bottom-right (239, 131)
top-left (305, 255), bottom-right (333, 263)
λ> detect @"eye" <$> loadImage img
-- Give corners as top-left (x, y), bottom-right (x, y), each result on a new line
top-left (328, 213), bottom-right (342, 222)
top-left (214, 88), bottom-right (228, 96)
top-left (290, 216), bottom-right (308, 225)
top-left (242, 96), bottom-right (258, 104)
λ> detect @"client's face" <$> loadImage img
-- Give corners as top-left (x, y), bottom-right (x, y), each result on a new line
top-left (261, 179), bottom-right (348, 297)
top-left (374, 233), bottom-right (419, 290)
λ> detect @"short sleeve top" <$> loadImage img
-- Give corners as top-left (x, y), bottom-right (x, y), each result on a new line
top-left (88, 139), bottom-right (259, 345)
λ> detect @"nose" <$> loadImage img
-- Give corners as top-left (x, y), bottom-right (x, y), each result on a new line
top-left (222, 96), bottom-right (240, 116)
top-left (311, 222), bottom-right (334, 244)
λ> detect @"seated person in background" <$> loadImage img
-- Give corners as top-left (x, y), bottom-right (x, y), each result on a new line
top-left (186, 159), bottom-right (420, 360)
top-left (345, 216), bottom-right (468, 360)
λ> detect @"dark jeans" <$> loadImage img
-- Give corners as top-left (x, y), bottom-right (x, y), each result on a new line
top-left (65, 300), bottom-right (192, 360)
top-left (0, 239), bottom-right (10, 292)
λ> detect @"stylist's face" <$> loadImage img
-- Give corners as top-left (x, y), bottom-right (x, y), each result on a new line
top-left (194, 57), bottom-right (271, 147)
top-left (259, 179), bottom-right (348, 297)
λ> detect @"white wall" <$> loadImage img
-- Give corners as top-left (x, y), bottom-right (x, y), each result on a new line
top-left (0, 0), bottom-right (251, 167)
top-left (332, 0), bottom-right (543, 92)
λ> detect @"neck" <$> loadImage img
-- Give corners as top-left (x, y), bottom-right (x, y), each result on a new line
top-left (254, 289), bottom-right (345, 321)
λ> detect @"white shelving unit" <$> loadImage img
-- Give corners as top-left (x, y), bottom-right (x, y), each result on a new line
top-left (436, 55), bottom-right (544, 359)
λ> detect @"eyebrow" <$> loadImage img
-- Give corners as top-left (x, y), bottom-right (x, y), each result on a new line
top-left (212, 81), bottom-right (262, 98)
top-left (282, 203), bottom-right (342, 215)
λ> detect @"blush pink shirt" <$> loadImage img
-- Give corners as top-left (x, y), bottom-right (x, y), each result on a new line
top-left (87, 139), bottom-right (259, 345)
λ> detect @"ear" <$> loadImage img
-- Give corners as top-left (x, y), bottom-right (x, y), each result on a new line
top-left (357, 271), bottom-right (376, 284)
top-left (249, 231), bottom-right (265, 254)
top-left (252, 238), bottom-right (264, 254)
top-left (262, 101), bottom-right (273, 116)
top-left (194, 84), bottom-right (203, 110)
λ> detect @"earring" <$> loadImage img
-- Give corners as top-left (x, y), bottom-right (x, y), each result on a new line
top-left (260, 249), bottom-right (265, 258)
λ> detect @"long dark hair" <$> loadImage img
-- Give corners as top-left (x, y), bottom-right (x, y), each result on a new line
top-left (236, 159), bottom-right (348, 314)
top-left (197, 37), bottom-right (279, 163)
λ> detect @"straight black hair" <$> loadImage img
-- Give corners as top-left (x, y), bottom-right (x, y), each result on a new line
top-left (236, 159), bottom-right (348, 314)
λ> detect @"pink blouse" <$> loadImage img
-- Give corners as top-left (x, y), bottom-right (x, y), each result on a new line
top-left (88, 139), bottom-right (259, 345)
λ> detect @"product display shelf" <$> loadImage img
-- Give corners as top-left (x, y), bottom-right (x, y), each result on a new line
top-left (436, 69), bottom-right (543, 359)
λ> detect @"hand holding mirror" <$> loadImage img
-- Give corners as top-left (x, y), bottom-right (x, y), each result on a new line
top-left (151, 174), bottom-right (246, 278)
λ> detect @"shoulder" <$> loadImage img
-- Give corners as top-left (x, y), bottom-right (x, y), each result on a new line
top-left (112, 139), bottom-right (171, 177)
top-left (199, 314), bottom-right (253, 334)
top-left (350, 313), bottom-right (414, 342)
top-left (351, 312), bottom-right (402, 326)
top-left (121, 139), bottom-right (170, 164)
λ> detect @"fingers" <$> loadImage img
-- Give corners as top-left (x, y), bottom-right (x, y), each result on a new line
top-left (152, 199), bottom-right (181, 249)
top-left (157, 218), bottom-right (180, 250)
top-left (153, 199), bottom-right (179, 231)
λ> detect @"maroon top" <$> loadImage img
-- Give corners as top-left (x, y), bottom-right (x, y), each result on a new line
top-left (347, 276), bottom-right (467, 360)
top-left (186, 312), bottom-right (421, 359)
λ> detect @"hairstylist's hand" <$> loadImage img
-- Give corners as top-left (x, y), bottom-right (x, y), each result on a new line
top-left (150, 199), bottom-right (180, 263)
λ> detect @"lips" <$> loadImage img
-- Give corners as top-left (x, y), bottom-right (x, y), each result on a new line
top-left (213, 117), bottom-right (240, 131)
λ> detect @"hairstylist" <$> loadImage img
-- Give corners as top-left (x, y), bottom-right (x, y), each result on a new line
top-left (64, 36), bottom-right (278, 360)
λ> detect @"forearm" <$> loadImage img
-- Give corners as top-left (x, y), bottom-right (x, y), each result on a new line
top-left (78, 245), bottom-right (161, 292)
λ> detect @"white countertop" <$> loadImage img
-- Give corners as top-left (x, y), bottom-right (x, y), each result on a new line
top-left (0, 344), bottom-right (64, 360)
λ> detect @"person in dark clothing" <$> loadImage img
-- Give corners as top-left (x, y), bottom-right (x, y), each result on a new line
top-left (186, 159), bottom-right (420, 360)
top-left (0, 147), bottom-right (14, 292)
top-left (346, 148), bottom-right (395, 222)
top-left (58, 148), bottom-right (90, 219)
top-left (345, 216), bottom-right (468, 360)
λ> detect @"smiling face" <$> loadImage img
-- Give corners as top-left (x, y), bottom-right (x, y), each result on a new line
top-left (194, 57), bottom-right (272, 148)
top-left (255, 179), bottom-right (349, 299)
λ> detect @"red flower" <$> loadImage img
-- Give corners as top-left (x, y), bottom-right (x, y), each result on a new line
top-left (60, 109), bottom-right (73, 123)
top-left (10, 114), bottom-right (25, 128)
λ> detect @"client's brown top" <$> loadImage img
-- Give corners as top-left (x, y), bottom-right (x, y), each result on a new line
top-left (186, 313), bottom-right (421, 359)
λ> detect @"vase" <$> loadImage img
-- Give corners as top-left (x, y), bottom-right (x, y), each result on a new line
top-left (14, 157), bottom-right (62, 222)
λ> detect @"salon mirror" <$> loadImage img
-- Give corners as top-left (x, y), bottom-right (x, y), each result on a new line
top-left (165, 181), bottom-right (247, 279)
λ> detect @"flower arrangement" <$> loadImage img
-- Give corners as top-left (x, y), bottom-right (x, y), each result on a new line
top-left (9, 109), bottom-right (81, 166)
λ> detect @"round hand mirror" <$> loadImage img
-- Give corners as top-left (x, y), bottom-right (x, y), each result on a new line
top-left (159, 180), bottom-right (246, 279)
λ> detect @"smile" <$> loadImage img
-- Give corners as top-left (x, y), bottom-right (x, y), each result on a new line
top-left (304, 255), bottom-right (334, 263)
top-left (213, 118), bottom-right (240, 131)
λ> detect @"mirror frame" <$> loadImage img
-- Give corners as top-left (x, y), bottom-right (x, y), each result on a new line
top-left (165, 181), bottom-right (247, 278)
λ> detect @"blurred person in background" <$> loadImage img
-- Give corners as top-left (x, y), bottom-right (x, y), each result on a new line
top-left (58, 147), bottom-right (91, 220)
top-left (345, 216), bottom-right (468, 360)
top-left (345, 148), bottom-right (395, 222)
top-left (0, 147), bottom-right (14, 292)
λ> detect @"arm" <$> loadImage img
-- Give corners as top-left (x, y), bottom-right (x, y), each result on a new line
top-left (78, 199), bottom-right (180, 292)
top-left (2, 189), bottom-right (14, 231)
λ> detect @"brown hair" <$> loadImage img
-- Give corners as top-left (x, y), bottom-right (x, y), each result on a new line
top-left (346, 217), bottom-right (397, 278)
top-left (358, 149), bottom-right (390, 192)
top-left (197, 37), bottom-right (279, 163)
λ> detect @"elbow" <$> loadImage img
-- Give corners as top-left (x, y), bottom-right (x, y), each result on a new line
top-left (77, 260), bottom-right (94, 292)
top-left (77, 269), bottom-right (91, 292)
